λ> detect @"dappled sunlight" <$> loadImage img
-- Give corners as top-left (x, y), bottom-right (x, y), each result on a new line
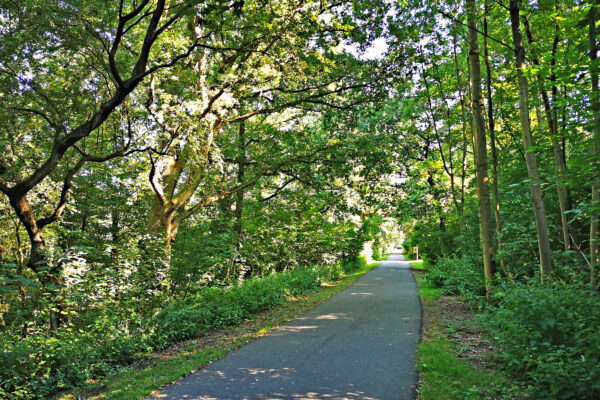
top-left (148, 247), bottom-right (420, 400)
top-left (154, 390), bottom-right (379, 399)
top-left (240, 367), bottom-right (294, 378)
top-left (276, 325), bottom-right (319, 332)
top-left (315, 313), bottom-right (351, 320)
top-left (256, 391), bottom-right (379, 399)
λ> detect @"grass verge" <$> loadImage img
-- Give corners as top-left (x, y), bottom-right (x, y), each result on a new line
top-left (418, 337), bottom-right (503, 400)
top-left (409, 259), bottom-right (428, 271)
top-left (59, 262), bottom-right (381, 400)
top-left (413, 270), bottom-right (526, 400)
top-left (412, 269), bottom-right (442, 301)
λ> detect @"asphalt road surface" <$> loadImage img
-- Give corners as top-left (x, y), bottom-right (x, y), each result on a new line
top-left (150, 252), bottom-right (421, 400)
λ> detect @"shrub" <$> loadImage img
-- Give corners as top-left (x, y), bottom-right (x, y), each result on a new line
top-left (154, 268), bottom-right (320, 343)
top-left (404, 226), bottom-right (458, 264)
top-left (341, 255), bottom-right (367, 273)
top-left (372, 237), bottom-right (383, 260)
top-left (427, 256), bottom-right (486, 299)
top-left (482, 283), bottom-right (600, 399)
top-left (0, 323), bottom-right (148, 399)
top-left (1, 267), bottom-right (322, 398)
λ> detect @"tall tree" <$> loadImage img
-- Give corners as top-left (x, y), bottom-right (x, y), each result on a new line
top-left (144, 0), bottom-right (391, 262)
top-left (466, 0), bottom-right (495, 297)
top-left (522, 15), bottom-right (572, 252)
top-left (0, 0), bottom-right (202, 328)
top-left (483, 0), bottom-right (508, 276)
top-left (509, 0), bottom-right (552, 281)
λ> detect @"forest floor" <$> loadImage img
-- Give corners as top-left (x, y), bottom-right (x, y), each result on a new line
top-left (412, 269), bottom-right (530, 400)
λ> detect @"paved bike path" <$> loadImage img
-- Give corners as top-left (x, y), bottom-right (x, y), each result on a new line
top-left (151, 253), bottom-right (421, 400)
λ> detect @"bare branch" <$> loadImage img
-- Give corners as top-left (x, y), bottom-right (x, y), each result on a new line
top-left (260, 178), bottom-right (297, 201)
top-left (37, 157), bottom-right (86, 229)
top-left (4, 107), bottom-right (59, 130)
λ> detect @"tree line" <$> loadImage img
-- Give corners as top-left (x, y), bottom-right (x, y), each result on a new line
top-left (400, 0), bottom-right (599, 292)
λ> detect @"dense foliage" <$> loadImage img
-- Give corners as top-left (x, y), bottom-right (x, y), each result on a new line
top-left (483, 283), bottom-right (600, 399)
top-left (0, 267), bottom-right (322, 398)
top-left (395, 0), bottom-right (600, 398)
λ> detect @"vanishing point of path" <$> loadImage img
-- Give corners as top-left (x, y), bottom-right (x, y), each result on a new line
top-left (150, 253), bottom-right (421, 400)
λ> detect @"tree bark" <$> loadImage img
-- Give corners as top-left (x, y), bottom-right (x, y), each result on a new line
top-left (483, 1), bottom-right (508, 277)
top-left (509, 0), bottom-right (553, 281)
top-left (522, 17), bottom-right (572, 251)
top-left (467, 0), bottom-right (495, 298)
top-left (234, 121), bottom-right (251, 285)
top-left (8, 194), bottom-right (64, 329)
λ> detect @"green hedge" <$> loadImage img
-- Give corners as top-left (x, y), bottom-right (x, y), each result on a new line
top-left (0, 268), bottom-right (321, 399)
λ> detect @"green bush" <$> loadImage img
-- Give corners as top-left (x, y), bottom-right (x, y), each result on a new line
top-left (1, 268), bottom-right (321, 399)
top-left (0, 323), bottom-right (149, 399)
top-left (482, 283), bottom-right (600, 399)
top-left (372, 237), bottom-right (383, 260)
top-left (404, 226), bottom-right (458, 264)
top-left (319, 263), bottom-right (341, 281)
top-left (342, 255), bottom-right (367, 273)
top-left (154, 268), bottom-right (320, 343)
top-left (427, 256), bottom-right (486, 299)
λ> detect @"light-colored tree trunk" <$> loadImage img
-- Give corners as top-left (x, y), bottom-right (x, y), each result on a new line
top-left (466, 0), bottom-right (495, 298)
top-left (483, 1), bottom-right (508, 277)
top-left (523, 17), bottom-right (572, 251)
top-left (509, 0), bottom-right (552, 281)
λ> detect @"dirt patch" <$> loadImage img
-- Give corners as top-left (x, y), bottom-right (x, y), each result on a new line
top-left (414, 271), bottom-right (495, 370)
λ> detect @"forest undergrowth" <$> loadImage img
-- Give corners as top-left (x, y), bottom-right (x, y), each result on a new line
top-left (411, 253), bottom-right (600, 400)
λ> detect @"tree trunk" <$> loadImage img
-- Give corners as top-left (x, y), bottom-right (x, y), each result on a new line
top-left (12, 218), bottom-right (28, 337)
top-left (235, 122), bottom-right (251, 285)
top-left (111, 209), bottom-right (120, 265)
top-left (8, 194), bottom-right (63, 329)
top-left (467, 0), bottom-right (495, 298)
top-left (589, 7), bottom-right (600, 286)
top-left (483, 1), bottom-right (508, 277)
top-left (509, 0), bottom-right (553, 281)
top-left (522, 17), bottom-right (572, 251)
top-left (452, 24), bottom-right (469, 233)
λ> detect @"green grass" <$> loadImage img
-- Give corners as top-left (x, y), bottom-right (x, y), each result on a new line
top-left (80, 339), bottom-right (250, 400)
top-left (418, 338), bottom-right (504, 400)
top-left (413, 264), bottom-right (527, 400)
top-left (409, 259), bottom-right (428, 270)
top-left (59, 262), bottom-right (380, 400)
top-left (413, 269), bottom-right (443, 301)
